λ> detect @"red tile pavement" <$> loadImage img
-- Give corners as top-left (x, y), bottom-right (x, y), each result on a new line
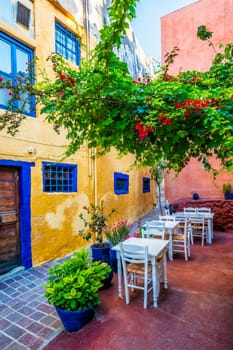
top-left (44, 231), bottom-right (233, 350)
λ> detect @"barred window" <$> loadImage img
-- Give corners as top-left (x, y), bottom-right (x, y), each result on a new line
top-left (43, 162), bottom-right (77, 193)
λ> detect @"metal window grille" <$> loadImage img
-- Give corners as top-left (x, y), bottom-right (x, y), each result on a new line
top-left (43, 163), bottom-right (77, 193)
top-left (16, 2), bottom-right (30, 29)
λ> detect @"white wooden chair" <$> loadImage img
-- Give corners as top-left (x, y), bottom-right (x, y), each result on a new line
top-left (143, 221), bottom-right (165, 240)
top-left (159, 215), bottom-right (175, 221)
top-left (184, 207), bottom-right (197, 213)
top-left (119, 243), bottom-right (153, 309)
top-left (173, 216), bottom-right (191, 261)
top-left (190, 214), bottom-right (208, 247)
top-left (142, 221), bottom-right (166, 293)
top-left (196, 207), bottom-right (211, 213)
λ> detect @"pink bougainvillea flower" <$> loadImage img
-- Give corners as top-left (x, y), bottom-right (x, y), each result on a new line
top-left (68, 77), bottom-right (75, 86)
top-left (147, 125), bottom-right (154, 132)
top-left (60, 73), bottom-right (67, 80)
top-left (164, 74), bottom-right (173, 81)
top-left (135, 122), bottom-right (143, 131)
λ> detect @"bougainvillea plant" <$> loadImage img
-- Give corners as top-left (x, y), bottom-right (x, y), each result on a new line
top-left (0, 0), bottom-right (232, 175)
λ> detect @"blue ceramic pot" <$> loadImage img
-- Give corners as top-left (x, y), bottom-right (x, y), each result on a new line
top-left (55, 306), bottom-right (95, 332)
top-left (91, 242), bottom-right (113, 287)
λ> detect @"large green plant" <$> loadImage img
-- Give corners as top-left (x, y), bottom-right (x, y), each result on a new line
top-left (0, 0), bottom-right (232, 175)
top-left (44, 248), bottom-right (111, 311)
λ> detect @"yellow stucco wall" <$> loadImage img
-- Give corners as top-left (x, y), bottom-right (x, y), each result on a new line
top-left (0, 0), bottom-right (155, 267)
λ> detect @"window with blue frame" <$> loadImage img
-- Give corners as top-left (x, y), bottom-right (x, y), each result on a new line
top-left (0, 31), bottom-right (35, 116)
top-left (143, 177), bottom-right (150, 193)
top-left (55, 22), bottom-right (80, 65)
top-left (114, 172), bottom-right (129, 195)
top-left (43, 162), bottom-right (77, 193)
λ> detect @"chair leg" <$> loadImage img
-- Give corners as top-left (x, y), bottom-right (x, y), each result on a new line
top-left (144, 275), bottom-right (148, 309)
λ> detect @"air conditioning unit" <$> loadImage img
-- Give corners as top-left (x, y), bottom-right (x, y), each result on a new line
top-left (16, 1), bottom-right (31, 29)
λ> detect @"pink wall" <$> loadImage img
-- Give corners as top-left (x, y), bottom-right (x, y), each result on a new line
top-left (161, 0), bottom-right (233, 202)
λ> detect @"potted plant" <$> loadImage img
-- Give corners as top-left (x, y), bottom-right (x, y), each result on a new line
top-left (222, 183), bottom-right (233, 199)
top-left (104, 220), bottom-right (130, 272)
top-left (78, 201), bottom-right (116, 287)
top-left (44, 248), bottom-right (111, 332)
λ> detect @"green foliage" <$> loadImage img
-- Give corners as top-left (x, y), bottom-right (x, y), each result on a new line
top-left (79, 201), bottom-right (116, 246)
top-left (44, 248), bottom-right (111, 311)
top-left (222, 183), bottom-right (232, 194)
top-left (104, 220), bottom-right (130, 245)
top-left (0, 0), bottom-right (232, 176)
top-left (197, 25), bottom-right (213, 41)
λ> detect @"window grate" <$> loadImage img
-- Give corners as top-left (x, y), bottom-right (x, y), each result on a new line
top-left (16, 2), bottom-right (30, 29)
top-left (43, 162), bottom-right (77, 193)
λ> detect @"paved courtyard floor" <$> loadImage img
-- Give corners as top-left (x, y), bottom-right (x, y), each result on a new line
top-left (0, 208), bottom-right (233, 349)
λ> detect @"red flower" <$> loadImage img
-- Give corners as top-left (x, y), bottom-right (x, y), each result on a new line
top-left (164, 74), bottom-right (173, 81)
top-left (146, 78), bottom-right (150, 83)
top-left (0, 76), bottom-right (3, 82)
top-left (59, 92), bottom-right (64, 97)
top-left (231, 94), bottom-right (233, 99)
top-left (138, 130), bottom-right (148, 139)
top-left (135, 123), bottom-right (143, 131)
top-left (137, 77), bottom-right (141, 82)
top-left (8, 91), bottom-right (12, 96)
top-left (68, 77), bottom-right (75, 86)
top-left (201, 100), bottom-right (209, 107)
top-left (133, 80), bottom-right (137, 84)
top-left (147, 125), bottom-right (153, 132)
top-left (60, 73), bottom-right (67, 80)
top-left (162, 119), bottom-right (173, 125)
top-left (82, 205), bottom-right (88, 210)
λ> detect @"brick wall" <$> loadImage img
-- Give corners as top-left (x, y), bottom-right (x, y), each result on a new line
top-left (172, 199), bottom-right (233, 232)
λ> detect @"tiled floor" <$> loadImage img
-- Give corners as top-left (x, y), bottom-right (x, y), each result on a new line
top-left (1, 208), bottom-right (233, 350)
top-left (45, 231), bottom-right (233, 350)
top-left (0, 208), bottom-right (160, 350)
top-left (0, 260), bottom-right (64, 349)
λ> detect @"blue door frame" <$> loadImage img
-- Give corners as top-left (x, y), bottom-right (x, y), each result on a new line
top-left (0, 160), bottom-right (34, 269)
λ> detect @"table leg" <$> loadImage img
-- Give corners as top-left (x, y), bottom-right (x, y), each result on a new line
top-left (207, 218), bottom-right (212, 244)
top-left (116, 251), bottom-right (123, 299)
top-left (163, 249), bottom-right (168, 289)
top-left (168, 228), bottom-right (173, 261)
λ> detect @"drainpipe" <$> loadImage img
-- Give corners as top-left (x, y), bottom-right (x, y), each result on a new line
top-left (83, 0), bottom-right (97, 205)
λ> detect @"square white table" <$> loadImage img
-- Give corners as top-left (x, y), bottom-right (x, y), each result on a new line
top-left (143, 220), bottom-right (180, 261)
top-left (175, 212), bottom-right (214, 243)
top-left (112, 237), bottom-right (169, 307)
